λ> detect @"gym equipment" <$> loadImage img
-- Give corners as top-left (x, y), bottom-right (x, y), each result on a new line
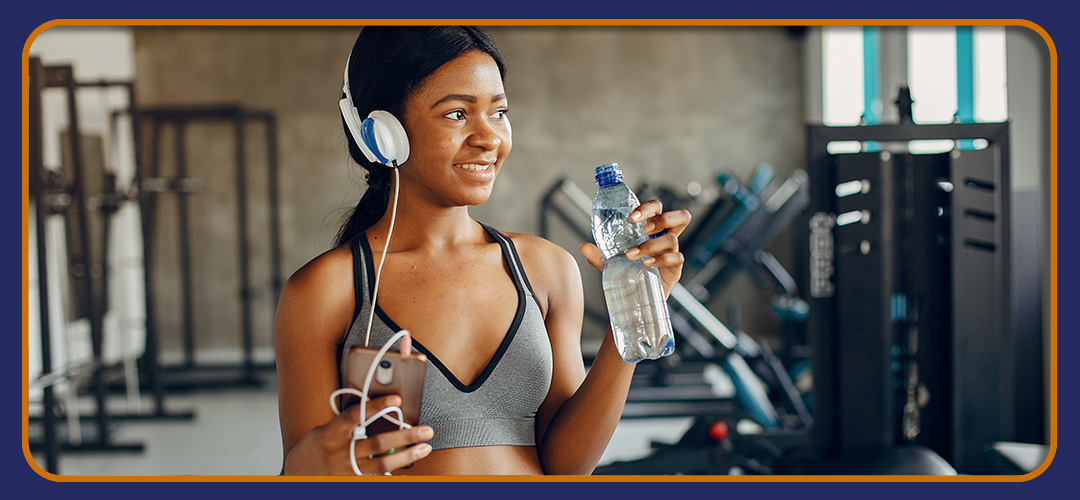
top-left (75, 79), bottom-right (198, 424)
top-left (633, 168), bottom-right (814, 429)
top-left (27, 58), bottom-right (147, 473)
top-left (679, 164), bottom-right (812, 364)
top-left (804, 105), bottom-right (1014, 474)
top-left (131, 104), bottom-right (283, 390)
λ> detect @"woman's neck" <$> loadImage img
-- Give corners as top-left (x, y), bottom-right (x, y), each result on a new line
top-left (366, 203), bottom-right (481, 253)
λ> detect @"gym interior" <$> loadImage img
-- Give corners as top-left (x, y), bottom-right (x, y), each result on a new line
top-left (25, 23), bottom-right (1053, 477)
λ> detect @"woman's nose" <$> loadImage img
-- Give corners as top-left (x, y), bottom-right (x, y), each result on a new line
top-left (466, 118), bottom-right (502, 151)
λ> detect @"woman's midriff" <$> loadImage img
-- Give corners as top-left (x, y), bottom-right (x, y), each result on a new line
top-left (396, 445), bottom-right (545, 475)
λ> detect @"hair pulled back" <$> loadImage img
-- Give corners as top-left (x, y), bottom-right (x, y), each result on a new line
top-left (335, 26), bottom-right (506, 247)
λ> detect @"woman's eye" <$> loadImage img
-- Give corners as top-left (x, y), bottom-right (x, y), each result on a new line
top-left (444, 110), bottom-right (466, 120)
top-left (491, 109), bottom-right (508, 119)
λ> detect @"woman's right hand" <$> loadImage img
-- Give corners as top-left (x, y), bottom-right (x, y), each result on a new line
top-left (282, 394), bottom-right (434, 475)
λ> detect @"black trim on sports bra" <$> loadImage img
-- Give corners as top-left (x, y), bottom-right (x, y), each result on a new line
top-left (357, 224), bottom-right (526, 393)
top-left (350, 236), bottom-right (366, 325)
top-left (501, 231), bottom-right (545, 314)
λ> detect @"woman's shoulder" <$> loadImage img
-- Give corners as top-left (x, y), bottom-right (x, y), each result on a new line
top-left (496, 230), bottom-right (582, 305)
top-left (498, 230), bottom-right (577, 272)
top-left (276, 241), bottom-right (356, 342)
top-left (285, 241), bottom-right (354, 292)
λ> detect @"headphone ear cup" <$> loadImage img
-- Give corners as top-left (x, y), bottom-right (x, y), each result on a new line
top-left (366, 110), bottom-right (410, 167)
top-left (340, 98), bottom-right (379, 164)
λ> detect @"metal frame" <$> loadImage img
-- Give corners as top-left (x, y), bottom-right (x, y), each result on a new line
top-left (133, 105), bottom-right (282, 390)
top-left (27, 58), bottom-right (147, 474)
top-left (805, 120), bottom-right (1012, 474)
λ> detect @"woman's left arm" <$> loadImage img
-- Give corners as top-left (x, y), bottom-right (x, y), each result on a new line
top-left (531, 201), bottom-right (691, 475)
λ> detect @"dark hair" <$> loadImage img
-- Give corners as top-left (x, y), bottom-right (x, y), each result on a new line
top-left (335, 26), bottom-right (507, 247)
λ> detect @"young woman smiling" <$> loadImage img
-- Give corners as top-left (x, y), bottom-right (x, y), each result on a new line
top-left (275, 26), bottom-right (691, 476)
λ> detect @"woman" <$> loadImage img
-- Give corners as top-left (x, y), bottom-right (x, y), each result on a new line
top-left (275, 26), bottom-right (691, 476)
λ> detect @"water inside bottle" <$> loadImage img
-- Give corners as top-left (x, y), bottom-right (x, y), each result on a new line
top-left (603, 255), bottom-right (675, 363)
top-left (592, 208), bottom-right (647, 259)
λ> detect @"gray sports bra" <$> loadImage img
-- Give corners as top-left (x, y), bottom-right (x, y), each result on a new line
top-left (339, 223), bottom-right (554, 451)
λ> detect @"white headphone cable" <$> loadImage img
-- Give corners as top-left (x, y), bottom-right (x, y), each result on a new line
top-left (363, 164), bottom-right (399, 348)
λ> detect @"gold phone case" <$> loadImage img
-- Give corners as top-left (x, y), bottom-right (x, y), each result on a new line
top-left (343, 347), bottom-right (427, 434)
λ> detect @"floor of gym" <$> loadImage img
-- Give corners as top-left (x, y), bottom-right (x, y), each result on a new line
top-left (29, 371), bottom-right (694, 476)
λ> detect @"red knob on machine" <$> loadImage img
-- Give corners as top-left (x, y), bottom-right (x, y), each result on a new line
top-left (708, 421), bottom-right (729, 441)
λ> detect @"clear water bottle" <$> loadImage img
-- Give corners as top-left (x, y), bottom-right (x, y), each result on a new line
top-left (591, 163), bottom-right (675, 364)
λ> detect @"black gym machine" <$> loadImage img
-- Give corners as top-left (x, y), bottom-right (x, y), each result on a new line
top-left (801, 89), bottom-right (1016, 475)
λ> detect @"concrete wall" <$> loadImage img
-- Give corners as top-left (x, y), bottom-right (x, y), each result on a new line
top-left (130, 25), bottom-right (808, 356)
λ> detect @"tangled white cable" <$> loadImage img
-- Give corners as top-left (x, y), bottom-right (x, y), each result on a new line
top-left (330, 329), bottom-right (413, 476)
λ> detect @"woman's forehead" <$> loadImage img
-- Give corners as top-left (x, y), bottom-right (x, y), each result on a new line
top-left (411, 50), bottom-right (506, 105)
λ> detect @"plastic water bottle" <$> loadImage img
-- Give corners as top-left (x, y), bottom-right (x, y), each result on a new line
top-left (591, 163), bottom-right (675, 363)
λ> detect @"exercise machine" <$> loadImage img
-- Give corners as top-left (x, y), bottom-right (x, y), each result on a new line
top-left (804, 112), bottom-right (1014, 475)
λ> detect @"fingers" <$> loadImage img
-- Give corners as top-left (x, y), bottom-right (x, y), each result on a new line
top-left (641, 251), bottom-right (685, 269)
top-left (587, 201), bottom-right (692, 272)
top-left (356, 425), bottom-right (434, 456)
top-left (578, 243), bottom-right (604, 272)
top-left (629, 199), bottom-right (664, 224)
top-left (357, 442), bottom-right (434, 475)
top-left (333, 394), bottom-right (402, 431)
top-left (639, 207), bottom-right (692, 238)
top-left (625, 204), bottom-right (691, 268)
top-left (625, 231), bottom-right (679, 263)
top-left (352, 426), bottom-right (435, 475)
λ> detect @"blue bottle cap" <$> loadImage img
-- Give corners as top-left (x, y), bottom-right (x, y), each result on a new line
top-left (595, 162), bottom-right (623, 187)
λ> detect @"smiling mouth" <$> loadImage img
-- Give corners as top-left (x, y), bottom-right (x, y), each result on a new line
top-left (456, 163), bottom-right (491, 171)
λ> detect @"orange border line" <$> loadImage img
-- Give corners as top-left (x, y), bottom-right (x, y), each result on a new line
top-left (22, 18), bottom-right (1057, 484)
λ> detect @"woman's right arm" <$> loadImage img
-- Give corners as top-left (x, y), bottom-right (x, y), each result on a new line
top-left (275, 246), bottom-right (432, 475)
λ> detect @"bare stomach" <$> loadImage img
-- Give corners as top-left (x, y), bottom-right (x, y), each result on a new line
top-left (395, 445), bottom-right (545, 475)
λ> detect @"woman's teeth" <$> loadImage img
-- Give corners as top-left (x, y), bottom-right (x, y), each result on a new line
top-left (457, 164), bottom-right (489, 171)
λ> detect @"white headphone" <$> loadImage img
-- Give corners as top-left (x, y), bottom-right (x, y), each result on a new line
top-left (339, 57), bottom-right (410, 168)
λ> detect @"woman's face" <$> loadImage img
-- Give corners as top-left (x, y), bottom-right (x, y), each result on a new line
top-left (398, 49), bottom-right (511, 208)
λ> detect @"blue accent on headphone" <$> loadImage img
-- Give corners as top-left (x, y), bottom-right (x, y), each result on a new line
top-left (360, 117), bottom-right (390, 165)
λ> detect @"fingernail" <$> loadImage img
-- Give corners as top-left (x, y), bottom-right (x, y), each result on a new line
top-left (643, 222), bottom-right (655, 233)
top-left (630, 211), bottom-right (641, 222)
top-left (415, 443), bottom-right (432, 458)
top-left (625, 248), bottom-right (639, 259)
top-left (419, 426), bottom-right (434, 440)
top-left (644, 257), bottom-right (656, 265)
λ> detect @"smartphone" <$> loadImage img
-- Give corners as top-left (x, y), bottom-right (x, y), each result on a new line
top-left (343, 346), bottom-right (427, 435)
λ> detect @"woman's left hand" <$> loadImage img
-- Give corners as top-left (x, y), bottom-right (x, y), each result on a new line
top-left (579, 200), bottom-right (692, 299)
